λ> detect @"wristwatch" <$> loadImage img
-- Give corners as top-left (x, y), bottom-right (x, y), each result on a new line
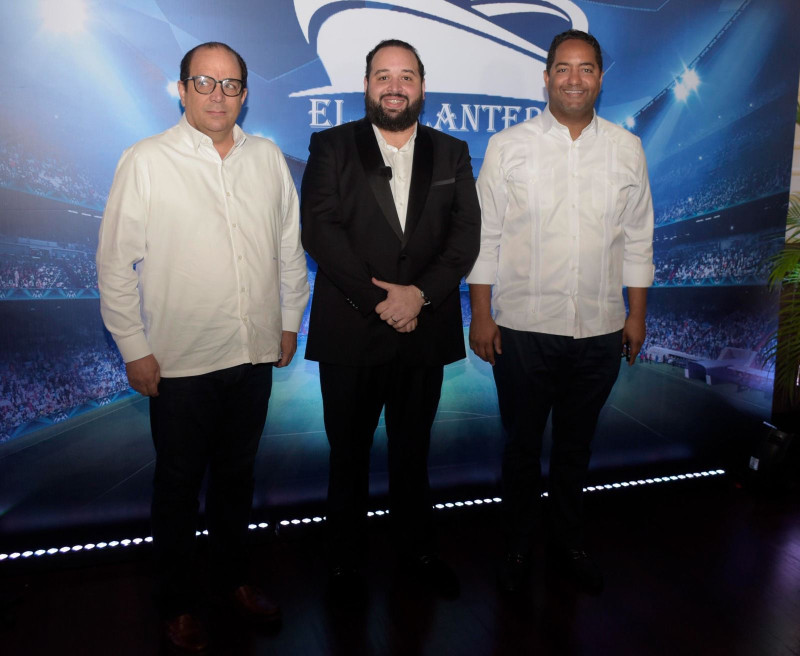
top-left (419, 288), bottom-right (431, 306)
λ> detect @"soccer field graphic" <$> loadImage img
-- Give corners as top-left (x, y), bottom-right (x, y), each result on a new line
top-left (1, 0), bottom-right (798, 539)
top-left (0, 327), bottom-right (770, 540)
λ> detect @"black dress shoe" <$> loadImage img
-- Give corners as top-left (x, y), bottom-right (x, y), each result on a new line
top-left (497, 552), bottom-right (531, 594)
top-left (163, 613), bottom-right (209, 653)
top-left (556, 549), bottom-right (604, 594)
top-left (407, 555), bottom-right (460, 599)
top-left (232, 584), bottom-right (281, 624)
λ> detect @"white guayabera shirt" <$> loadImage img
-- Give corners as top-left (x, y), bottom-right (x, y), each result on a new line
top-left (467, 105), bottom-right (654, 338)
top-left (97, 115), bottom-right (309, 377)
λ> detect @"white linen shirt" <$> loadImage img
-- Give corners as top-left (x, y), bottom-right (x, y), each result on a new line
top-left (467, 105), bottom-right (654, 338)
top-left (97, 115), bottom-right (310, 377)
top-left (373, 123), bottom-right (416, 231)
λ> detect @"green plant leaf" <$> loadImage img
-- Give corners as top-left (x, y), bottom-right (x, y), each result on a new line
top-left (766, 192), bottom-right (800, 402)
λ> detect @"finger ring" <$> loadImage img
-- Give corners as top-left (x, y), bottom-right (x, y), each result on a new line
top-left (391, 317), bottom-right (398, 322)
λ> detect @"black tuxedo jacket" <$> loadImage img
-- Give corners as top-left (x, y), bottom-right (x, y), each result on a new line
top-left (301, 118), bottom-right (480, 367)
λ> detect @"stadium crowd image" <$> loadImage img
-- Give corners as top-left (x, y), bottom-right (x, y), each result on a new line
top-left (1, 1), bottom-right (799, 654)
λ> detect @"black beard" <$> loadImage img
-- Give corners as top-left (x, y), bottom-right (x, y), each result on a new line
top-left (365, 93), bottom-right (424, 132)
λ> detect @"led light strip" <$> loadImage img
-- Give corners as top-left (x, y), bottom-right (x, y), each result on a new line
top-left (0, 469), bottom-right (725, 563)
top-left (0, 536), bottom-right (154, 562)
top-left (581, 469), bottom-right (725, 493)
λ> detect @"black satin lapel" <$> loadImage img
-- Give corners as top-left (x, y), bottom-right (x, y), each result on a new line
top-left (355, 121), bottom-right (403, 241)
top-left (403, 126), bottom-right (433, 245)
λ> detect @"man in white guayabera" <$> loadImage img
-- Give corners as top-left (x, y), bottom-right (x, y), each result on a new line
top-left (97, 41), bottom-right (308, 653)
top-left (468, 29), bottom-right (654, 596)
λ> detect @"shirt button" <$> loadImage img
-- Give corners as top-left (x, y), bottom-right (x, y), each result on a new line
top-left (238, 255), bottom-right (243, 261)
top-left (240, 287), bottom-right (245, 293)
top-left (232, 223), bottom-right (237, 228)
top-left (226, 192), bottom-right (231, 197)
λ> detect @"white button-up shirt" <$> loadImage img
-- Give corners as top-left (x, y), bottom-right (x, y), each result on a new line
top-left (467, 105), bottom-right (654, 338)
top-left (373, 124), bottom-right (416, 231)
top-left (97, 115), bottom-right (309, 377)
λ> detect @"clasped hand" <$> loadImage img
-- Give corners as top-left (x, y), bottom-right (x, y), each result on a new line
top-left (372, 277), bottom-right (423, 333)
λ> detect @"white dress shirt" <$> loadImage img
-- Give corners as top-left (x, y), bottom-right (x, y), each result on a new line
top-left (97, 115), bottom-right (310, 377)
top-left (467, 105), bottom-right (654, 338)
top-left (373, 124), bottom-right (417, 231)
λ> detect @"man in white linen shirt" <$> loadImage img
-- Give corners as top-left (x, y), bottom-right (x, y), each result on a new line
top-left (467, 29), bottom-right (654, 595)
top-left (96, 42), bottom-right (309, 651)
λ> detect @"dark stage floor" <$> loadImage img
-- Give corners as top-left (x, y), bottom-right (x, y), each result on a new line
top-left (2, 474), bottom-right (798, 656)
top-left (0, 337), bottom-right (771, 542)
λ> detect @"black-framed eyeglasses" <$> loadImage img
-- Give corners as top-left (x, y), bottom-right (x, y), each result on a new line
top-left (183, 75), bottom-right (244, 97)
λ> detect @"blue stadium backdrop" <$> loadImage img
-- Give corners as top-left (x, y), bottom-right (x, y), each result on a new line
top-left (1, 0), bottom-right (799, 539)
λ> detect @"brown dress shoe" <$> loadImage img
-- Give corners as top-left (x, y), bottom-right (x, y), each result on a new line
top-left (232, 584), bottom-right (281, 623)
top-left (163, 613), bottom-right (209, 653)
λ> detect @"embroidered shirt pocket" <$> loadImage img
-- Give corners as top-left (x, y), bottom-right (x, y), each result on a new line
top-left (591, 171), bottom-right (622, 224)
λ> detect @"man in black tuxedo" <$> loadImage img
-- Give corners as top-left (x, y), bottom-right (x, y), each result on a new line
top-left (301, 39), bottom-right (480, 597)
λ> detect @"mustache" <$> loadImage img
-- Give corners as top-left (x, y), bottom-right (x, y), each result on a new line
top-left (364, 93), bottom-right (423, 132)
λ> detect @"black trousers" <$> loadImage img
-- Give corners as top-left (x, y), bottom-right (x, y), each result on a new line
top-left (318, 359), bottom-right (444, 566)
top-left (148, 362), bottom-right (272, 617)
top-left (493, 328), bottom-right (622, 554)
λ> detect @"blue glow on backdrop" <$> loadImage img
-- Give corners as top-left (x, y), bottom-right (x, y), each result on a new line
top-left (1, 0), bottom-right (798, 536)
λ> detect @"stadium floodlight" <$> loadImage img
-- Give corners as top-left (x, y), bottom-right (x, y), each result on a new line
top-left (40, 0), bottom-right (87, 34)
top-left (673, 68), bottom-right (701, 103)
top-left (682, 69), bottom-right (700, 92)
top-left (674, 81), bottom-right (689, 102)
top-left (624, 116), bottom-right (636, 129)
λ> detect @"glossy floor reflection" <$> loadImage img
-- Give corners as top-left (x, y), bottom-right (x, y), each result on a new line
top-left (2, 475), bottom-right (798, 655)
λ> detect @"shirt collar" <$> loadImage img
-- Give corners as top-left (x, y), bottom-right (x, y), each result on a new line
top-left (372, 122), bottom-right (417, 153)
top-left (542, 104), bottom-right (599, 139)
top-left (179, 114), bottom-right (247, 153)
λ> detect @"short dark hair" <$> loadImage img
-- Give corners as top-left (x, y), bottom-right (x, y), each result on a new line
top-left (180, 42), bottom-right (248, 89)
top-left (546, 30), bottom-right (603, 74)
top-left (365, 39), bottom-right (425, 80)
